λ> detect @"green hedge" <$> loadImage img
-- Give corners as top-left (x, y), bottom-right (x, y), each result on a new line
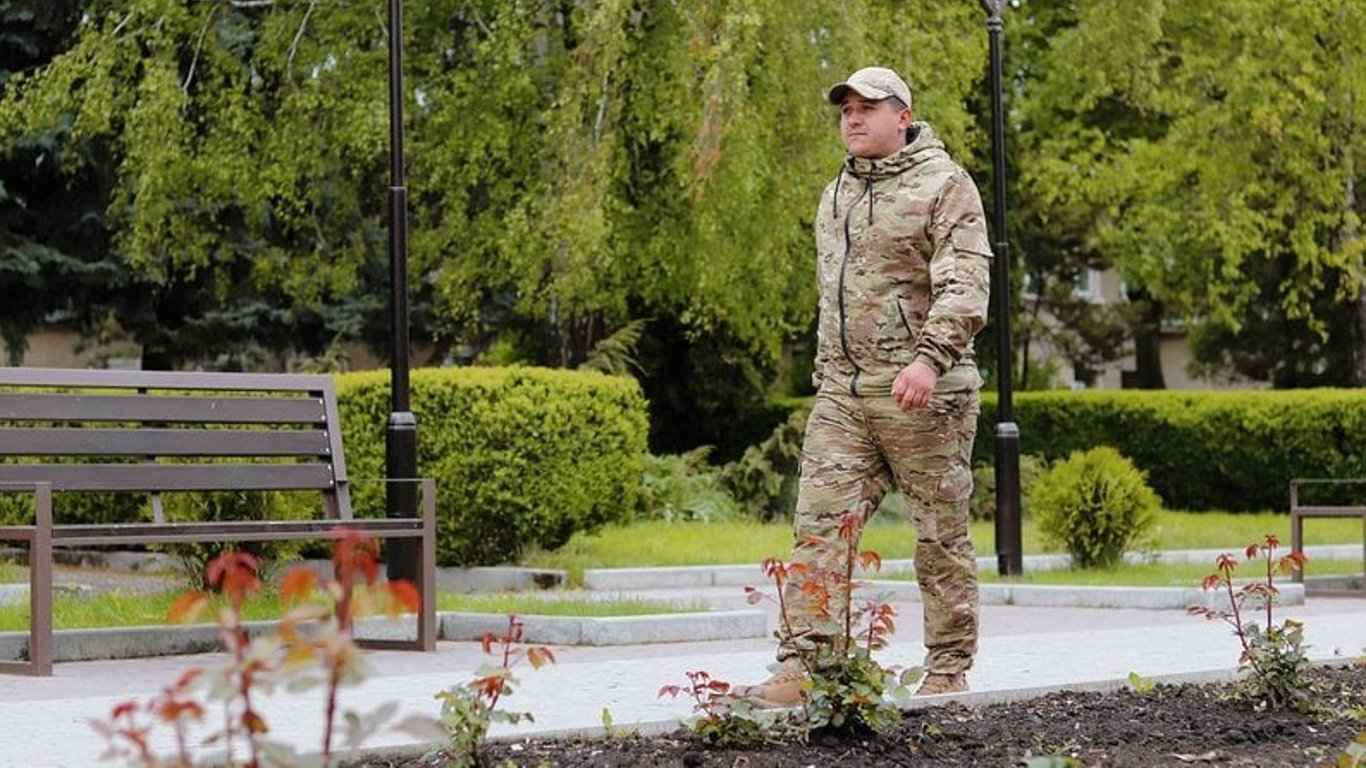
top-left (975, 390), bottom-right (1366, 512)
top-left (337, 366), bottom-right (649, 566)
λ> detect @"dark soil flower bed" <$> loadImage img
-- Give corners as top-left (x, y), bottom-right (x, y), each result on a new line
top-left (358, 664), bottom-right (1365, 767)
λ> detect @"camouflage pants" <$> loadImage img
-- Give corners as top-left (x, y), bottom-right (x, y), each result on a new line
top-left (777, 387), bottom-right (980, 675)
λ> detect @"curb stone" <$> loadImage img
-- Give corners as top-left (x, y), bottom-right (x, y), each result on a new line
top-left (0, 609), bottom-right (769, 664)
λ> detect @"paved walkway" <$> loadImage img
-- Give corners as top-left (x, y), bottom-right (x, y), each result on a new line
top-left (0, 585), bottom-right (1362, 767)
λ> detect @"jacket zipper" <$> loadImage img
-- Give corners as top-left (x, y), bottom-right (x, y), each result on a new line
top-left (838, 177), bottom-right (872, 396)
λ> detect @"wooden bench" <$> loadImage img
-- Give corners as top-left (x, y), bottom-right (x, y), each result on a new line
top-left (0, 366), bottom-right (436, 676)
top-left (1289, 478), bottom-right (1366, 595)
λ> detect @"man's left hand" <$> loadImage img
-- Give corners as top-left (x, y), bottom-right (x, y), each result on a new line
top-left (893, 360), bottom-right (938, 411)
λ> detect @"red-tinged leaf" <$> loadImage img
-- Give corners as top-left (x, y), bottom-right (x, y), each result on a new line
top-left (154, 700), bottom-right (204, 723)
top-left (760, 557), bottom-right (784, 578)
top-left (659, 685), bottom-right (681, 698)
top-left (1201, 574), bottom-right (1222, 591)
top-left (1215, 553), bottom-right (1237, 572)
top-left (357, 549), bottom-right (380, 585)
top-left (526, 646), bottom-right (556, 669)
top-left (705, 679), bottom-right (729, 691)
top-left (385, 580), bottom-right (422, 614)
top-left (166, 592), bottom-right (210, 625)
top-left (858, 550), bottom-right (882, 572)
top-left (1264, 533), bottom-right (1280, 549)
top-left (473, 675), bottom-right (505, 698)
top-left (1244, 543), bottom-right (1259, 560)
top-left (110, 700), bottom-right (138, 720)
top-left (838, 513), bottom-right (860, 541)
top-left (279, 567), bottom-right (318, 607)
top-left (171, 667), bottom-right (203, 691)
top-left (745, 590), bottom-right (764, 605)
top-left (480, 632), bottom-right (495, 654)
top-left (242, 710), bottom-right (269, 734)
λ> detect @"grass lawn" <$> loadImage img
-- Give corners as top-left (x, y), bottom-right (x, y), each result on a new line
top-left (436, 593), bottom-right (703, 617)
top-left (0, 587), bottom-right (698, 632)
top-left (523, 510), bottom-right (1364, 582)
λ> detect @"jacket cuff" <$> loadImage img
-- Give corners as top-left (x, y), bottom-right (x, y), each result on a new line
top-left (912, 351), bottom-right (949, 377)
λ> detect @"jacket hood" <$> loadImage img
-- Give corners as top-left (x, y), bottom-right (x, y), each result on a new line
top-left (830, 122), bottom-right (949, 223)
top-left (843, 122), bottom-right (947, 180)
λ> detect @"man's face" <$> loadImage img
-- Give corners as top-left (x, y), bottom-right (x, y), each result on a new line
top-left (839, 94), bottom-right (911, 159)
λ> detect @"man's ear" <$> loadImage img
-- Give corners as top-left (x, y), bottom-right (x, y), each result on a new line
top-left (899, 109), bottom-right (913, 130)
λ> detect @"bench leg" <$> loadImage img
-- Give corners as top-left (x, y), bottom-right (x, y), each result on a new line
top-left (29, 485), bottom-right (54, 676)
top-left (419, 478), bottom-right (437, 651)
top-left (1290, 511), bottom-right (1305, 585)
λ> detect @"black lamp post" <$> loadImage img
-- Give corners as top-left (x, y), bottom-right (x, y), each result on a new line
top-left (979, 0), bottom-right (1023, 577)
top-left (385, 0), bottom-right (418, 583)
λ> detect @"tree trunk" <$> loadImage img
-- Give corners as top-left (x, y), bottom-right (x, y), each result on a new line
top-left (1127, 288), bottom-right (1166, 389)
top-left (1353, 286), bottom-right (1366, 386)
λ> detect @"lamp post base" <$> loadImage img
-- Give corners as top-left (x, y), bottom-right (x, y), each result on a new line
top-left (385, 410), bottom-right (419, 583)
top-left (993, 420), bottom-right (1023, 576)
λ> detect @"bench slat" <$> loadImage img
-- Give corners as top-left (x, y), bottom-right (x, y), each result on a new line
top-left (46, 519), bottom-right (422, 547)
top-left (0, 427), bottom-right (330, 457)
top-left (1290, 506), bottom-right (1366, 518)
top-left (0, 393), bottom-right (325, 424)
top-left (0, 367), bottom-right (331, 392)
top-left (0, 463), bottom-right (336, 492)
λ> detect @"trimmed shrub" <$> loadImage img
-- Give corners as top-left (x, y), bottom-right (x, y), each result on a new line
top-left (977, 389), bottom-right (1366, 512)
top-left (1029, 446), bottom-right (1161, 568)
top-left (336, 366), bottom-right (648, 566)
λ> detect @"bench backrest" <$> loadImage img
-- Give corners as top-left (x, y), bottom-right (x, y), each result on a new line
top-left (0, 367), bottom-right (351, 519)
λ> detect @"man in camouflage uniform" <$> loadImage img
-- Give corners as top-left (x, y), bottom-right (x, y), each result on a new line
top-left (737, 66), bottom-right (991, 706)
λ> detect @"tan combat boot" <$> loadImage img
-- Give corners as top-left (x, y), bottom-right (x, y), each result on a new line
top-left (915, 671), bottom-right (968, 696)
top-left (732, 664), bottom-right (808, 708)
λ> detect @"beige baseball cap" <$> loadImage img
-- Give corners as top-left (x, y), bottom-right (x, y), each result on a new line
top-left (826, 66), bottom-right (912, 110)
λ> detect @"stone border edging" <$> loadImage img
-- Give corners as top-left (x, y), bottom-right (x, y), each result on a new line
top-left (867, 579), bottom-right (1307, 610)
top-left (0, 609), bottom-right (769, 665)
top-left (582, 544), bottom-right (1359, 592)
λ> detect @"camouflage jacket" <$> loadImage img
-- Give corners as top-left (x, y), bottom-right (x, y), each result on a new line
top-left (813, 122), bottom-right (991, 396)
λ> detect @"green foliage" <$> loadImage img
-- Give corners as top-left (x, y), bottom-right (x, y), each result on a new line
top-left (155, 490), bottom-right (314, 591)
top-left (336, 366), bottom-right (648, 567)
top-left (1126, 671), bottom-right (1156, 695)
top-left (435, 615), bottom-right (555, 768)
top-left (978, 390), bottom-right (1366, 512)
top-left (1028, 446), bottom-right (1161, 569)
top-left (658, 670), bottom-right (770, 748)
top-left (0, 0), bottom-right (986, 376)
top-left (1013, 0), bottom-right (1366, 384)
top-left (752, 515), bottom-right (918, 735)
top-left (578, 319), bottom-right (647, 378)
top-left (1341, 731), bottom-right (1366, 768)
top-left (638, 449), bottom-right (739, 523)
top-left (718, 405), bottom-right (809, 521)
top-left (969, 453), bottom-right (1050, 523)
top-left (89, 542), bottom-right (425, 766)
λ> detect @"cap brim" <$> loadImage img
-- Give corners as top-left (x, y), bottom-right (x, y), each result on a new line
top-left (826, 82), bottom-right (895, 104)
